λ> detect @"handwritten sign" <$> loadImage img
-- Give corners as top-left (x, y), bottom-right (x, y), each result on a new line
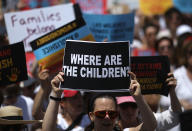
top-left (139, 0), bottom-right (173, 15)
top-left (71, 0), bottom-right (107, 14)
top-left (61, 40), bottom-right (130, 92)
top-left (173, 0), bottom-right (192, 13)
top-left (131, 56), bottom-right (170, 96)
top-left (4, 3), bottom-right (81, 52)
top-left (83, 13), bottom-right (134, 43)
top-left (31, 17), bottom-right (95, 73)
top-left (0, 43), bottom-right (28, 86)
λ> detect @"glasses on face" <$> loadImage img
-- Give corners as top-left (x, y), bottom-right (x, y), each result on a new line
top-left (94, 110), bottom-right (118, 119)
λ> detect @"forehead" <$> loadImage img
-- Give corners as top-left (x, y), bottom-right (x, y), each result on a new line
top-left (94, 97), bottom-right (116, 112)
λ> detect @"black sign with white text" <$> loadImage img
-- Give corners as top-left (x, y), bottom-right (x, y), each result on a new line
top-left (61, 40), bottom-right (130, 91)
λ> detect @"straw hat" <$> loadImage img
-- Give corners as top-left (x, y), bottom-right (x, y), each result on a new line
top-left (0, 106), bottom-right (42, 125)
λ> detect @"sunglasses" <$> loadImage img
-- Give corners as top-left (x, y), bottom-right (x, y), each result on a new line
top-left (94, 110), bottom-right (118, 119)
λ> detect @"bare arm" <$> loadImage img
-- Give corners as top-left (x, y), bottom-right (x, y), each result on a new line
top-left (129, 72), bottom-right (157, 131)
top-left (167, 73), bottom-right (182, 113)
top-left (32, 69), bottom-right (51, 120)
top-left (42, 72), bottom-right (64, 131)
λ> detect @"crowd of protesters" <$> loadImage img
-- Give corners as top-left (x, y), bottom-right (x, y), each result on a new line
top-left (0, 0), bottom-right (192, 131)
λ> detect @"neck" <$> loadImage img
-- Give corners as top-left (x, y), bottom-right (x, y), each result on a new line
top-left (62, 112), bottom-right (78, 125)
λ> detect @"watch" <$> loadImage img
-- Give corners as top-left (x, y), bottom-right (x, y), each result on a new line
top-left (49, 96), bottom-right (62, 101)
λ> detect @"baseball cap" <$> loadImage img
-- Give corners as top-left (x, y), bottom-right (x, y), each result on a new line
top-left (156, 29), bottom-right (172, 41)
top-left (116, 96), bottom-right (136, 105)
top-left (62, 90), bottom-right (78, 98)
top-left (176, 24), bottom-right (192, 37)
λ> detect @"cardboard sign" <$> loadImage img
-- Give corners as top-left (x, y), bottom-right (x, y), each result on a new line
top-left (30, 17), bottom-right (95, 73)
top-left (4, 3), bottom-right (81, 52)
top-left (61, 40), bottom-right (130, 92)
top-left (0, 43), bottom-right (28, 86)
top-left (131, 56), bottom-right (170, 96)
top-left (71, 0), bottom-right (107, 14)
top-left (83, 13), bottom-right (134, 43)
top-left (173, 0), bottom-right (192, 13)
top-left (139, 0), bottom-right (173, 15)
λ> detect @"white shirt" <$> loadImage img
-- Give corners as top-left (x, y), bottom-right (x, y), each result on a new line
top-left (57, 113), bottom-right (90, 131)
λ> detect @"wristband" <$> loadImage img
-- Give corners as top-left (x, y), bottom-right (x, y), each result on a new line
top-left (49, 96), bottom-right (62, 102)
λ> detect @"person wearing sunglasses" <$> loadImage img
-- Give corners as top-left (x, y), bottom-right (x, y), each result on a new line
top-left (85, 72), bottom-right (157, 131)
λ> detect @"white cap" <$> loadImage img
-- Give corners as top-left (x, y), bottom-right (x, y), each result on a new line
top-left (156, 29), bottom-right (172, 40)
top-left (176, 24), bottom-right (192, 37)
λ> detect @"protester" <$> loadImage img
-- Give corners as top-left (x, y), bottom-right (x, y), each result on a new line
top-left (155, 29), bottom-right (175, 71)
top-left (174, 41), bottom-right (192, 110)
top-left (0, 105), bottom-right (41, 131)
top-left (42, 72), bottom-right (90, 131)
top-left (164, 7), bottom-right (183, 42)
top-left (132, 23), bottom-right (159, 56)
top-left (117, 72), bottom-right (181, 131)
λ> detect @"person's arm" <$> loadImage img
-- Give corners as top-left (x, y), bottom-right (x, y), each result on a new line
top-left (32, 69), bottom-right (51, 120)
top-left (129, 72), bottom-right (157, 131)
top-left (42, 72), bottom-right (64, 131)
top-left (155, 73), bottom-right (182, 131)
top-left (167, 73), bottom-right (182, 113)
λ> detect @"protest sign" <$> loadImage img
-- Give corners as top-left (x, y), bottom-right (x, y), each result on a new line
top-left (0, 42), bottom-right (28, 86)
top-left (131, 56), bottom-right (170, 96)
top-left (30, 17), bottom-right (95, 73)
top-left (83, 13), bottom-right (134, 43)
top-left (61, 40), bottom-right (130, 92)
top-left (71, 0), bottom-right (107, 14)
top-left (173, 0), bottom-right (192, 13)
top-left (4, 3), bottom-right (81, 52)
top-left (139, 0), bottom-right (173, 15)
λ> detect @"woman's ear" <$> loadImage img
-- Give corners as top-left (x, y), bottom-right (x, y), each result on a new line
top-left (89, 112), bottom-right (95, 121)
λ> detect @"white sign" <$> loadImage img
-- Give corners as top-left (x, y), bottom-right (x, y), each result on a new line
top-left (4, 3), bottom-right (76, 52)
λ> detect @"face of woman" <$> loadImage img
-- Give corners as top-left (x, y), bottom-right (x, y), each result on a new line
top-left (158, 39), bottom-right (173, 59)
top-left (118, 103), bottom-right (139, 122)
top-left (89, 97), bottom-right (118, 131)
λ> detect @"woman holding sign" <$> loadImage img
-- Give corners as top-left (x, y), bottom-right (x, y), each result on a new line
top-left (42, 71), bottom-right (157, 131)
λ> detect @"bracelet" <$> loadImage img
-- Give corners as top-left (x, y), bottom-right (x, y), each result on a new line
top-left (49, 96), bottom-right (62, 102)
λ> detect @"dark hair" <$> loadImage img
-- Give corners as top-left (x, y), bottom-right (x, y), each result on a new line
top-left (88, 93), bottom-right (117, 113)
top-left (183, 41), bottom-right (192, 67)
top-left (155, 37), bottom-right (174, 51)
top-left (174, 33), bottom-right (192, 67)
top-left (165, 7), bottom-right (182, 20)
top-left (143, 23), bottom-right (159, 35)
top-left (85, 93), bottom-right (119, 131)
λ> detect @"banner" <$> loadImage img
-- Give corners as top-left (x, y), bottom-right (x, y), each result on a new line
top-left (173, 0), bottom-right (192, 13)
top-left (71, 0), bottom-right (107, 14)
top-left (0, 43), bottom-right (28, 86)
top-left (4, 3), bottom-right (81, 52)
top-left (131, 56), bottom-right (170, 96)
top-left (30, 17), bottom-right (95, 73)
top-left (61, 40), bottom-right (130, 92)
top-left (83, 13), bottom-right (134, 43)
top-left (139, 0), bottom-right (173, 15)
